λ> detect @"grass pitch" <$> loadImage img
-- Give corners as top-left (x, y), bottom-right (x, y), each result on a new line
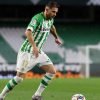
top-left (0, 78), bottom-right (100, 100)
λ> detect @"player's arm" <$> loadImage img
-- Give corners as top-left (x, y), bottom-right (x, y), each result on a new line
top-left (50, 25), bottom-right (62, 45)
top-left (25, 17), bottom-right (39, 57)
top-left (25, 29), bottom-right (39, 58)
top-left (50, 25), bottom-right (58, 39)
top-left (25, 29), bottom-right (36, 48)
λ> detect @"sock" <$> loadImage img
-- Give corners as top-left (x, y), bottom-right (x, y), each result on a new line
top-left (34, 73), bottom-right (55, 96)
top-left (0, 76), bottom-right (23, 98)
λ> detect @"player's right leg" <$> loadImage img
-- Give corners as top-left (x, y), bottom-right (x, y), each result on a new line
top-left (0, 51), bottom-right (32, 100)
top-left (0, 72), bottom-right (24, 100)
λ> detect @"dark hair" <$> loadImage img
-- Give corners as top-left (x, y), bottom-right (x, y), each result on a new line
top-left (46, 1), bottom-right (59, 8)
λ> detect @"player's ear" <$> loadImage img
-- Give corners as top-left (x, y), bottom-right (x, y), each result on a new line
top-left (45, 6), bottom-right (49, 12)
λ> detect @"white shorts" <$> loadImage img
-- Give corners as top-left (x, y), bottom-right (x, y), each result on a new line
top-left (16, 51), bottom-right (53, 73)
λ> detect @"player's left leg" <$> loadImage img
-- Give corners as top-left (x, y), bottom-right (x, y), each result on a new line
top-left (32, 64), bottom-right (56, 99)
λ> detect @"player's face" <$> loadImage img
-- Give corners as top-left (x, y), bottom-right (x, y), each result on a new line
top-left (47, 7), bottom-right (58, 19)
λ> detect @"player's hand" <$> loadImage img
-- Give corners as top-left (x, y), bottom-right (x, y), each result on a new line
top-left (55, 38), bottom-right (62, 45)
top-left (33, 46), bottom-right (39, 58)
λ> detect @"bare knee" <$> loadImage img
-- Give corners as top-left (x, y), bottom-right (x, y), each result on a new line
top-left (50, 68), bottom-right (56, 74)
top-left (41, 64), bottom-right (56, 74)
top-left (16, 71), bottom-right (25, 78)
top-left (48, 65), bottom-right (56, 74)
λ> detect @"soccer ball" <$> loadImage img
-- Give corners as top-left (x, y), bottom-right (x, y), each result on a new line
top-left (71, 94), bottom-right (86, 100)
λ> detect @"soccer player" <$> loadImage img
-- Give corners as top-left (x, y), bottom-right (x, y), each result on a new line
top-left (0, 1), bottom-right (62, 100)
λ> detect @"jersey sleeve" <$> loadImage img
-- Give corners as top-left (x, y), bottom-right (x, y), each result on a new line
top-left (27, 16), bottom-right (39, 32)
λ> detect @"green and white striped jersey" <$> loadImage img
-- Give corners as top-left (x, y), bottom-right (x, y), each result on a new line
top-left (20, 12), bottom-right (54, 53)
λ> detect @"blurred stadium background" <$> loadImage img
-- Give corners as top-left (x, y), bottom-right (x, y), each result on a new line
top-left (0, 0), bottom-right (100, 79)
top-left (1, 0), bottom-right (100, 100)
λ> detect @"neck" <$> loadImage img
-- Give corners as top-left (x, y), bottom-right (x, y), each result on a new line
top-left (43, 11), bottom-right (49, 19)
top-left (44, 11), bottom-right (47, 18)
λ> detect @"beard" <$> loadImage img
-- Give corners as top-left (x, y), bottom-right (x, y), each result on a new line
top-left (49, 15), bottom-right (55, 19)
top-left (46, 13), bottom-right (55, 19)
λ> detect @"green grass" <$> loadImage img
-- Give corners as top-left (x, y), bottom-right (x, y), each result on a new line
top-left (0, 78), bottom-right (100, 100)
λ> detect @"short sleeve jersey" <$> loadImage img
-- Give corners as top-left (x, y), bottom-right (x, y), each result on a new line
top-left (20, 12), bottom-right (54, 53)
